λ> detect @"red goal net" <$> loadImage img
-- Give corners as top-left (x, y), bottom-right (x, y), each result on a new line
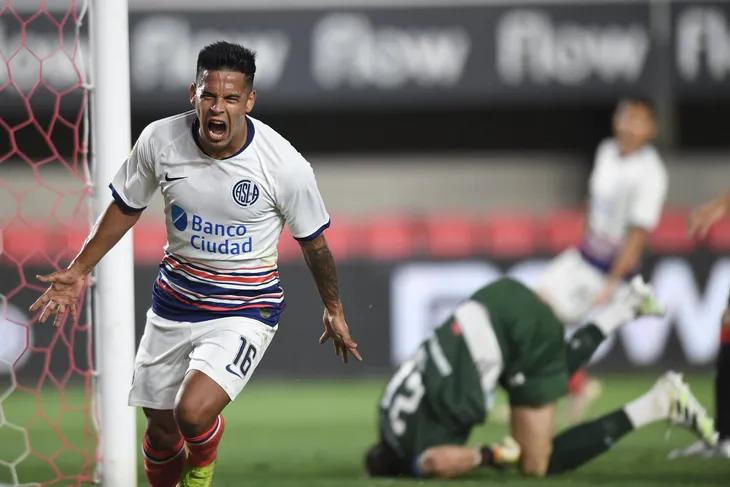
top-left (0, 1), bottom-right (97, 485)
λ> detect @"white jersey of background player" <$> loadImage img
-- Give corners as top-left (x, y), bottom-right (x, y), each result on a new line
top-left (30, 42), bottom-right (362, 487)
top-left (538, 98), bottom-right (668, 325)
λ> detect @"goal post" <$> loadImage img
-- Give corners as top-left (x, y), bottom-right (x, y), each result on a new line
top-left (89, 0), bottom-right (138, 485)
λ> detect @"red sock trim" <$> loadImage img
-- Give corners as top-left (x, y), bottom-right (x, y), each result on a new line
top-left (185, 415), bottom-right (222, 446)
top-left (721, 325), bottom-right (730, 345)
top-left (184, 416), bottom-right (225, 468)
top-left (143, 434), bottom-right (185, 464)
top-left (568, 369), bottom-right (589, 395)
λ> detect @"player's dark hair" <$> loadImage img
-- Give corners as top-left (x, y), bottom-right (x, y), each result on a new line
top-left (617, 95), bottom-right (656, 118)
top-left (364, 441), bottom-right (408, 477)
top-left (196, 41), bottom-right (256, 87)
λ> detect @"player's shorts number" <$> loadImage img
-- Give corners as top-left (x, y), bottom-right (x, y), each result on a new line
top-left (230, 336), bottom-right (257, 377)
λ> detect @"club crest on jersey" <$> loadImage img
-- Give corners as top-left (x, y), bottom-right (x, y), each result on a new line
top-left (232, 179), bottom-right (259, 207)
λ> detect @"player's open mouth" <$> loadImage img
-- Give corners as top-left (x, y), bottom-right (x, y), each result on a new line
top-left (206, 119), bottom-right (227, 142)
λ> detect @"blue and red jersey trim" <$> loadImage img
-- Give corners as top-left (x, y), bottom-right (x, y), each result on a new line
top-left (151, 252), bottom-right (283, 326)
top-left (294, 219), bottom-right (331, 241)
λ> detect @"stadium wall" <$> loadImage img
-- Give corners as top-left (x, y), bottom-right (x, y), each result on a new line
top-left (3, 225), bottom-right (728, 378)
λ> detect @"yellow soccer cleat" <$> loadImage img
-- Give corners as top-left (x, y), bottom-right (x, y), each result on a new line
top-left (659, 371), bottom-right (719, 446)
top-left (179, 461), bottom-right (216, 487)
top-left (625, 275), bottom-right (665, 317)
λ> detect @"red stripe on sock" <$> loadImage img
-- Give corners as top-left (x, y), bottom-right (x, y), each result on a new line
top-left (143, 434), bottom-right (184, 463)
top-left (185, 415), bottom-right (221, 445)
top-left (184, 415), bottom-right (225, 468)
top-left (143, 434), bottom-right (186, 487)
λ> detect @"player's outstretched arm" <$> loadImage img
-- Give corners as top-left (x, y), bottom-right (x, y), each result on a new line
top-left (689, 190), bottom-right (730, 238)
top-left (298, 234), bottom-right (362, 364)
top-left (29, 201), bottom-right (142, 327)
top-left (595, 227), bottom-right (648, 305)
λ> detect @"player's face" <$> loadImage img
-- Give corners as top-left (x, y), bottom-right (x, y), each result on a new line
top-left (612, 102), bottom-right (657, 156)
top-left (189, 70), bottom-right (256, 159)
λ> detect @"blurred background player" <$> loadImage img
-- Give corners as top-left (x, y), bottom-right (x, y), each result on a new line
top-left (537, 97), bottom-right (668, 421)
top-left (539, 97), bottom-right (667, 320)
top-left (670, 190), bottom-right (730, 459)
top-left (30, 41), bottom-right (361, 487)
top-left (364, 277), bottom-right (716, 479)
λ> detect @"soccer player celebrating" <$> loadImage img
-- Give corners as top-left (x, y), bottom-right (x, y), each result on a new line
top-left (669, 190), bottom-right (730, 459)
top-left (365, 277), bottom-right (717, 479)
top-left (30, 42), bottom-right (361, 486)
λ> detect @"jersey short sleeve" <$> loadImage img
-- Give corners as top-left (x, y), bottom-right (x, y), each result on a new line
top-left (628, 159), bottom-right (668, 231)
top-left (109, 125), bottom-right (158, 212)
top-left (277, 156), bottom-right (330, 240)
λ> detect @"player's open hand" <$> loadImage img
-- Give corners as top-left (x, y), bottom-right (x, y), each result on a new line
top-left (689, 194), bottom-right (729, 239)
top-left (319, 308), bottom-right (362, 364)
top-left (29, 266), bottom-right (88, 328)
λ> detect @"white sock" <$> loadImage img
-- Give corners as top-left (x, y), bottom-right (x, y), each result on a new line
top-left (592, 302), bottom-right (634, 336)
top-left (623, 387), bottom-right (669, 428)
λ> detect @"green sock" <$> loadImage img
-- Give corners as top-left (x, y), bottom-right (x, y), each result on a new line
top-left (547, 409), bottom-right (633, 475)
top-left (566, 324), bottom-right (605, 375)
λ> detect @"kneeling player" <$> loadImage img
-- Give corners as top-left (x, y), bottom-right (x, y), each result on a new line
top-left (365, 278), bottom-right (717, 478)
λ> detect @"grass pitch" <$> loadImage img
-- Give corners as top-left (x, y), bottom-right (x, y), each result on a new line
top-left (1, 374), bottom-right (728, 486)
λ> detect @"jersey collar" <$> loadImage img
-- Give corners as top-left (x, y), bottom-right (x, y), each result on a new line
top-left (191, 116), bottom-right (255, 160)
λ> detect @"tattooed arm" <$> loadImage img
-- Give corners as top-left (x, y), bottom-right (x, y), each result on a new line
top-left (299, 234), bottom-right (362, 363)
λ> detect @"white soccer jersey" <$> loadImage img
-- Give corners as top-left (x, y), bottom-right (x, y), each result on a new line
top-left (110, 111), bottom-right (330, 325)
top-left (581, 138), bottom-right (668, 268)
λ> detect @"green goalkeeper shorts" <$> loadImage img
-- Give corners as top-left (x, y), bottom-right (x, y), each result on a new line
top-left (471, 278), bottom-right (570, 407)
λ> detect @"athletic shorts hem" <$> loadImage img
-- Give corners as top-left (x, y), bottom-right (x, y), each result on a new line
top-left (128, 397), bottom-right (176, 410)
top-left (508, 372), bottom-right (569, 407)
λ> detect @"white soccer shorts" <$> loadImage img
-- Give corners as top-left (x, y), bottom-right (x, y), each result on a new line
top-left (536, 247), bottom-right (607, 326)
top-left (128, 309), bottom-right (276, 410)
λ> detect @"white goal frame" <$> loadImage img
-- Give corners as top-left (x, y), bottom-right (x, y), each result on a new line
top-left (90, 1), bottom-right (137, 485)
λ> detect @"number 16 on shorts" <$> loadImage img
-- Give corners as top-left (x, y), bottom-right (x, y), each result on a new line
top-left (226, 337), bottom-right (258, 379)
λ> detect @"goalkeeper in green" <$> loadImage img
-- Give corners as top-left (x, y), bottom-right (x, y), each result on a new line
top-left (365, 277), bottom-right (717, 478)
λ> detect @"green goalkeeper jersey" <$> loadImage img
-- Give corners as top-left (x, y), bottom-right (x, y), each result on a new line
top-left (379, 278), bottom-right (569, 462)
